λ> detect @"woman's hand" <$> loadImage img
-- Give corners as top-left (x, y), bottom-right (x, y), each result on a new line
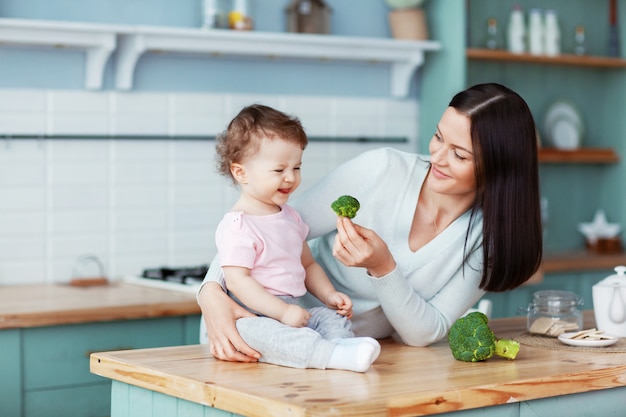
top-left (333, 216), bottom-right (397, 278)
top-left (198, 282), bottom-right (261, 362)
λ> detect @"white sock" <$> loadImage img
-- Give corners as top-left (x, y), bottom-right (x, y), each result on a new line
top-left (327, 337), bottom-right (381, 372)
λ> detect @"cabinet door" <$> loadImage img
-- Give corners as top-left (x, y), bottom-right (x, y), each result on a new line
top-left (24, 383), bottom-right (111, 417)
top-left (22, 317), bottom-right (187, 390)
top-left (0, 330), bottom-right (23, 417)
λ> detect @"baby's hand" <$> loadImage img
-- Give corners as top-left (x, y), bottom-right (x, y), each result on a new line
top-left (327, 292), bottom-right (353, 319)
top-left (280, 304), bottom-right (311, 327)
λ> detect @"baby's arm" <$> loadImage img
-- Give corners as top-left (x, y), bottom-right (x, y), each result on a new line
top-left (301, 242), bottom-right (353, 318)
top-left (222, 266), bottom-right (310, 327)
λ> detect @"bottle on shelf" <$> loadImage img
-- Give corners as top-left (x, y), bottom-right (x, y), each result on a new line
top-left (574, 25), bottom-right (586, 56)
top-left (528, 8), bottom-right (544, 55)
top-left (608, 0), bottom-right (620, 57)
top-left (544, 9), bottom-right (561, 56)
top-left (507, 4), bottom-right (526, 54)
top-left (485, 17), bottom-right (499, 49)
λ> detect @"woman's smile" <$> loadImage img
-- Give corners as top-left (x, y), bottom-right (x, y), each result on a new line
top-left (430, 165), bottom-right (450, 180)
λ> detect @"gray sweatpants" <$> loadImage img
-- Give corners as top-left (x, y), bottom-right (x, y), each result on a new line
top-left (235, 297), bottom-right (354, 369)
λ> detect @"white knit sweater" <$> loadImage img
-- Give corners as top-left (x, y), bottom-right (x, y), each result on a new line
top-left (291, 147), bottom-right (485, 346)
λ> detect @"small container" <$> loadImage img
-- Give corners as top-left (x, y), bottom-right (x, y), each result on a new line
top-left (286, 0), bottom-right (332, 35)
top-left (574, 25), bottom-right (586, 56)
top-left (485, 17), bottom-right (499, 49)
top-left (525, 290), bottom-right (583, 337)
top-left (201, 0), bottom-right (229, 29)
top-left (229, 0), bottom-right (253, 31)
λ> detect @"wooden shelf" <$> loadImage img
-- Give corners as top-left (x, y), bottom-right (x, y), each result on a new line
top-left (542, 250), bottom-right (626, 273)
top-left (467, 48), bottom-right (626, 68)
top-left (538, 147), bottom-right (620, 164)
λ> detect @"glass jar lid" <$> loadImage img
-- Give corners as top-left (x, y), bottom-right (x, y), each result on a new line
top-left (532, 290), bottom-right (583, 309)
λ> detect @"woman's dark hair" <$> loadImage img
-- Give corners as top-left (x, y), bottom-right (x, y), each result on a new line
top-left (450, 83), bottom-right (542, 292)
top-left (216, 104), bottom-right (308, 184)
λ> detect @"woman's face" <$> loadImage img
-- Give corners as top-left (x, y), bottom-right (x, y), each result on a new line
top-left (427, 107), bottom-right (477, 198)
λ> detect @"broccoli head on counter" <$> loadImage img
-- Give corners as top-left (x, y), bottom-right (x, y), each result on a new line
top-left (331, 195), bottom-right (360, 219)
top-left (448, 312), bottom-right (520, 362)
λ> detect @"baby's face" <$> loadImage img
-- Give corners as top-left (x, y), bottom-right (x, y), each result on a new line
top-left (239, 136), bottom-right (304, 208)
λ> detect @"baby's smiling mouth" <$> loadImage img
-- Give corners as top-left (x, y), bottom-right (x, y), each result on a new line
top-left (278, 188), bottom-right (291, 194)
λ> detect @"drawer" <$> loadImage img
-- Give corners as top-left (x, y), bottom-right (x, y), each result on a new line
top-left (23, 317), bottom-right (188, 390)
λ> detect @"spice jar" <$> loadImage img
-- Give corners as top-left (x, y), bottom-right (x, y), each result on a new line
top-left (525, 290), bottom-right (583, 337)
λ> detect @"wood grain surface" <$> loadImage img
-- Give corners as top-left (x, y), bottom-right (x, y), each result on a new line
top-left (90, 312), bottom-right (626, 417)
top-left (0, 283), bottom-right (201, 329)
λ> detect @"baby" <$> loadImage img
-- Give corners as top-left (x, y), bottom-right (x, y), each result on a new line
top-left (213, 104), bottom-right (380, 372)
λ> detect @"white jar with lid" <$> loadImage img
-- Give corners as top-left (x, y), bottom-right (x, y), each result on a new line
top-left (525, 290), bottom-right (583, 336)
top-left (507, 4), bottom-right (526, 54)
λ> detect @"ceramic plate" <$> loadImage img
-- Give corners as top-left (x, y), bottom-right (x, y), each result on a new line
top-left (558, 332), bottom-right (619, 347)
top-left (550, 117), bottom-right (581, 150)
top-left (544, 101), bottom-right (584, 149)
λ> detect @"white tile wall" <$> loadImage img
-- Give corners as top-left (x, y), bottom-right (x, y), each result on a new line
top-left (0, 89), bottom-right (420, 285)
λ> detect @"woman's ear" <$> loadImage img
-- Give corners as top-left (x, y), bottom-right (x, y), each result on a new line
top-left (230, 163), bottom-right (247, 184)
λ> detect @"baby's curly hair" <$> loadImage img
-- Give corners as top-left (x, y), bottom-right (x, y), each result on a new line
top-left (215, 104), bottom-right (308, 184)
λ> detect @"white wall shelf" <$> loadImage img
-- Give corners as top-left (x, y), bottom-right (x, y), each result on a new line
top-left (115, 26), bottom-right (440, 97)
top-left (0, 18), bottom-right (440, 98)
top-left (0, 18), bottom-right (118, 90)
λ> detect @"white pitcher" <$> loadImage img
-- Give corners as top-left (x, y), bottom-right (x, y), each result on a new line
top-left (592, 265), bottom-right (626, 336)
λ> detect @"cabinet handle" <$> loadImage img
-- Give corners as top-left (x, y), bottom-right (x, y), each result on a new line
top-left (85, 346), bottom-right (134, 358)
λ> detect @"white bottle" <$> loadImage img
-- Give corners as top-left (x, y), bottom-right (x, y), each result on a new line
top-left (544, 10), bottom-right (561, 56)
top-left (528, 8), bottom-right (544, 55)
top-left (507, 5), bottom-right (526, 54)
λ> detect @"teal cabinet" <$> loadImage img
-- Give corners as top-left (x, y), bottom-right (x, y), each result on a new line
top-left (0, 315), bottom-right (200, 417)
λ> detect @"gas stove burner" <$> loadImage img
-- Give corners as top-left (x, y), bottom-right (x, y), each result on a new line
top-left (141, 265), bottom-right (209, 285)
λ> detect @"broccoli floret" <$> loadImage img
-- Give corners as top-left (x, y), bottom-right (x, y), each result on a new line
top-left (448, 312), bottom-right (520, 362)
top-left (331, 195), bottom-right (360, 219)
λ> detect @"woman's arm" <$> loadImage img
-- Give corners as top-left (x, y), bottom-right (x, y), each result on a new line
top-left (197, 281), bottom-right (260, 362)
top-left (334, 217), bottom-right (485, 346)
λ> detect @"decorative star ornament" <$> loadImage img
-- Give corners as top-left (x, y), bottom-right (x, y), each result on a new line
top-left (578, 210), bottom-right (621, 244)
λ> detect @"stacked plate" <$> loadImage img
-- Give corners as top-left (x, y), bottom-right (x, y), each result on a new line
top-left (544, 101), bottom-right (585, 150)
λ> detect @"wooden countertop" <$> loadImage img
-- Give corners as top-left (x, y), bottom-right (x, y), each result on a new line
top-left (0, 282), bottom-right (201, 329)
top-left (90, 312), bottom-right (626, 417)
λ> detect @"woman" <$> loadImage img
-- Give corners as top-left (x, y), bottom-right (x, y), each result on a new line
top-left (198, 83), bottom-right (542, 362)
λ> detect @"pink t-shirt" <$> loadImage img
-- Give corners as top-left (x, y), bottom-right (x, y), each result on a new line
top-left (215, 204), bottom-right (309, 297)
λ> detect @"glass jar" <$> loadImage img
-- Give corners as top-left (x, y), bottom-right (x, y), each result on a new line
top-left (526, 290), bottom-right (583, 337)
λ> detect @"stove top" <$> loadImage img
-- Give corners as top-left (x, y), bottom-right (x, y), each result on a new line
top-left (124, 264), bottom-right (209, 293)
